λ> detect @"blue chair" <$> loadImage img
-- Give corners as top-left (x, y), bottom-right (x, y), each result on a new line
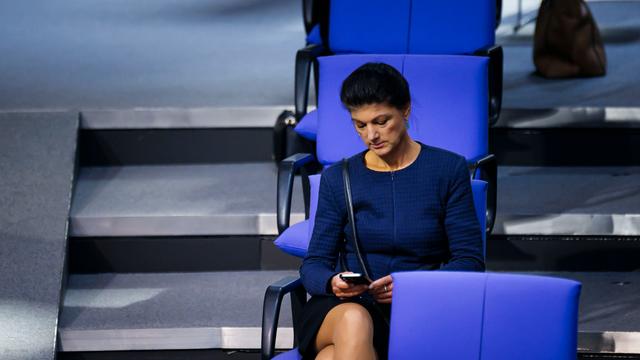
top-left (262, 53), bottom-right (494, 359)
top-left (290, 0), bottom-right (503, 144)
top-left (302, 1), bottom-right (504, 47)
top-left (389, 272), bottom-right (581, 360)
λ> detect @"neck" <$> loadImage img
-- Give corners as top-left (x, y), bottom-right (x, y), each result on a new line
top-left (369, 135), bottom-right (419, 171)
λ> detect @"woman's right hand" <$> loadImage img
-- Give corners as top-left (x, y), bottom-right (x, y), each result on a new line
top-left (331, 272), bottom-right (369, 299)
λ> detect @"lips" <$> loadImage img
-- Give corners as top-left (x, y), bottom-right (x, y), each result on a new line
top-left (371, 142), bottom-right (386, 149)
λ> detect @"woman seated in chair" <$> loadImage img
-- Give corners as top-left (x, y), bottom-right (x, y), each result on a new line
top-left (298, 63), bottom-right (485, 360)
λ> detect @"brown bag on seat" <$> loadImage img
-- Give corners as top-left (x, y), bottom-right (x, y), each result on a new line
top-left (533, 0), bottom-right (607, 78)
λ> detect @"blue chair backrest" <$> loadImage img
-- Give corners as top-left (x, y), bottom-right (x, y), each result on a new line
top-left (328, 0), bottom-right (495, 54)
top-left (389, 272), bottom-right (581, 360)
top-left (315, 54), bottom-right (488, 166)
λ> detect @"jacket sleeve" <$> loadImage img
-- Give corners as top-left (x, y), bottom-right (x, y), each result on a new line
top-left (300, 171), bottom-right (345, 295)
top-left (440, 156), bottom-right (486, 272)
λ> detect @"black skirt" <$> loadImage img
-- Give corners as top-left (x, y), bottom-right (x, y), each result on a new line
top-left (296, 295), bottom-right (391, 360)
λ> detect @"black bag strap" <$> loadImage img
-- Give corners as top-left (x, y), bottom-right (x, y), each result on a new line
top-left (342, 159), bottom-right (372, 282)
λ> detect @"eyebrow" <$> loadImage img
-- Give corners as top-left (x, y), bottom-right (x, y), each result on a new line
top-left (352, 113), bottom-right (393, 123)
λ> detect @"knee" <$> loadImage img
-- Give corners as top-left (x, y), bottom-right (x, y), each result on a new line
top-left (336, 304), bottom-right (374, 337)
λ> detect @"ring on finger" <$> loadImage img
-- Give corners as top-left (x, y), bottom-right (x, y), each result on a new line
top-left (384, 285), bottom-right (388, 292)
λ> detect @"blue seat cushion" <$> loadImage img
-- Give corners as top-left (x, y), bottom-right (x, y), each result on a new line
top-left (273, 348), bottom-right (301, 359)
top-left (274, 174), bottom-right (321, 258)
top-left (274, 220), bottom-right (309, 258)
top-left (294, 110), bottom-right (318, 141)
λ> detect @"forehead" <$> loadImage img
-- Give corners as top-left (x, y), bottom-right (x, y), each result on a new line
top-left (350, 103), bottom-right (399, 122)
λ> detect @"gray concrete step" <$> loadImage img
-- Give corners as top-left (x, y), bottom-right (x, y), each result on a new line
top-left (70, 163), bottom-right (640, 238)
top-left (57, 271), bottom-right (640, 354)
top-left (70, 162), bottom-right (305, 237)
top-left (58, 271), bottom-right (297, 352)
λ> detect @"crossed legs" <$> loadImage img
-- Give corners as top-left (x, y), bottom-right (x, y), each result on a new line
top-left (313, 302), bottom-right (377, 360)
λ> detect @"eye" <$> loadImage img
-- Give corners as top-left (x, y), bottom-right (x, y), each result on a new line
top-left (374, 118), bottom-right (389, 126)
top-left (354, 121), bottom-right (366, 129)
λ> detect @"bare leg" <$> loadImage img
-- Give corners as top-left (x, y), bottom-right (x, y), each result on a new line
top-left (314, 303), bottom-right (377, 360)
top-left (315, 345), bottom-right (334, 360)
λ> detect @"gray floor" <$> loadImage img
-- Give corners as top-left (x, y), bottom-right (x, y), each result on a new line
top-left (0, 113), bottom-right (78, 360)
top-left (499, 1), bottom-right (640, 108)
top-left (58, 271), bottom-right (640, 353)
top-left (1, 0), bottom-right (638, 111)
top-left (0, 0), bottom-right (302, 109)
top-left (70, 163), bottom-right (640, 237)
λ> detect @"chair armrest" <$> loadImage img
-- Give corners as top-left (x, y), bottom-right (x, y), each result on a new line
top-left (467, 154), bottom-right (495, 180)
top-left (262, 276), bottom-right (306, 360)
top-left (278, 153), bottom-right (316, 234)
top-left (474, 45), bottom-right (503, 126)
top-left (467, 154), bottom-right (497, 235)
top-left (295, 44), bottom-right (326, 120)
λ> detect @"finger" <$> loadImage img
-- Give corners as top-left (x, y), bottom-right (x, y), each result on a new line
top-left (376, 298), bottom-right (392, 304)
top-left (369, 275), bottom-right (392, 289)
top-left (369, 283), bottom-right (393, 295)
top-left (369, 284), bottom-right (390, 295)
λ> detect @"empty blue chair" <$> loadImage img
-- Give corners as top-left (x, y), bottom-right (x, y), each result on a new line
top-left (290, 0), bottom-right (502, 145)
top-left (263, 53), bottom-right (494, 359)
top-left (389, 272), bottom-right (581, 359)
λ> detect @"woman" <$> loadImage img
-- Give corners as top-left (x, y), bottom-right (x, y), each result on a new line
top-left (298, 62), bottom-right (485, 360)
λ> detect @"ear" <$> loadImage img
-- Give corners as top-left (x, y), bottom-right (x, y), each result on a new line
top-left (403, 103), bottom-right (411, 120)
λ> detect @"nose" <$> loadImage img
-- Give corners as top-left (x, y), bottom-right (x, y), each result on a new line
top-left (366, 124), bottom-right (378, 141)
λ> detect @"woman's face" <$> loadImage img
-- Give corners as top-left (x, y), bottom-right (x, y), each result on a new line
top-left (350, 102), bottom-right (410, 158)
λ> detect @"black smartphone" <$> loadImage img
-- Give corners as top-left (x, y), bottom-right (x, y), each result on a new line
top-left (339, 273), bottom-right (371, 285)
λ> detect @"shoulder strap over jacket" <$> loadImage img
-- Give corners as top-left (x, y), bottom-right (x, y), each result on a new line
top-left (341, 159), bottom-right (372, 282)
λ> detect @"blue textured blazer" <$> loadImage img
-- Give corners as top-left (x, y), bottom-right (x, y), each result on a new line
top-left (300, 143), bottom-right (485, 296)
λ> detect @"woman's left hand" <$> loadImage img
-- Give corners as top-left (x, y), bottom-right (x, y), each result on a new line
top-left (368, 275), bottom-right (393, 304)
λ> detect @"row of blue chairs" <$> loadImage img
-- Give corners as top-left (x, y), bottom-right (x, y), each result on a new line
top-left (262, 2), bottom-right (580, 359)
top-left (263, 271), bottom-right (581, 359)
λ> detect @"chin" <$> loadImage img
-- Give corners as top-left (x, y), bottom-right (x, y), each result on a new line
top-left (371, 144), bottom-right (391, 156)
